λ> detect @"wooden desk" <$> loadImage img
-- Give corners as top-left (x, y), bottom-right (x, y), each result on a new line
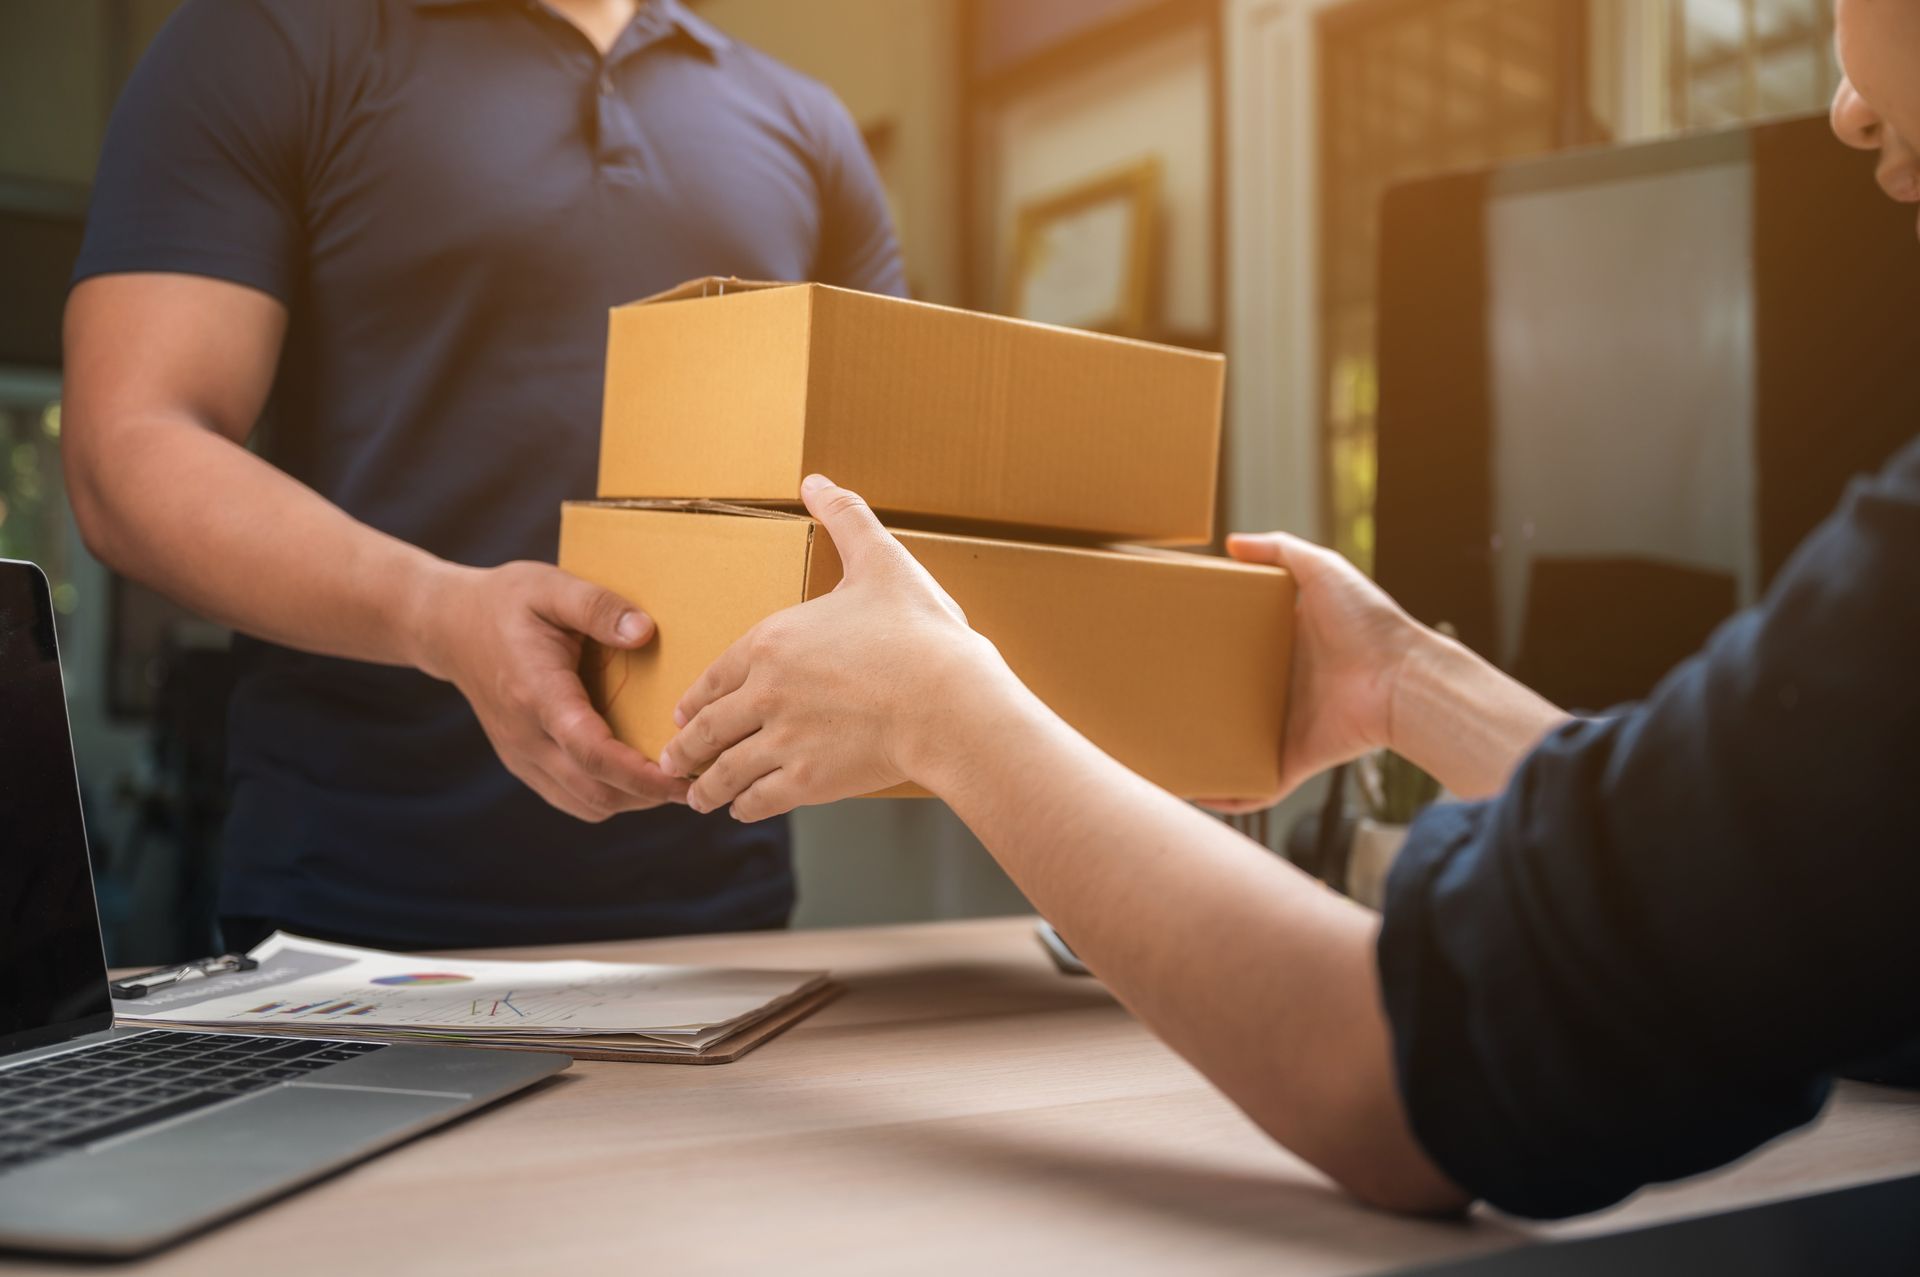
top-left (11, 917), bottom-right (1918, 1276)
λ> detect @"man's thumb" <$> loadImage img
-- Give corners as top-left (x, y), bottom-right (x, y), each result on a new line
top-left (548, 573), bottom-right (654, 648)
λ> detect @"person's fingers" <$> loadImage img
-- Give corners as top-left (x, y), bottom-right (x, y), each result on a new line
top-left (510, 748), bottom-right (618, 823)
top-left (800, 474), bottom-right (904, 580)
top-left (538, 677), bottom-right (690, 803)
top-left (660, 687), bottom-right (765, 779)
top-left (672, 631), bottom-right (753, 730)
top-left (686, 733), bottom-right (780, 816)
top-left (1225, 531), bottom-right (1320, 568)
top-left (728, 768), bottom-right (803, 824)
top-left (533, 570), bottom-right (655, 649)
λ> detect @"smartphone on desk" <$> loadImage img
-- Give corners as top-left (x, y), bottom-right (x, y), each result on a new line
top-left (1036, 920), bottom-right (1092, 976)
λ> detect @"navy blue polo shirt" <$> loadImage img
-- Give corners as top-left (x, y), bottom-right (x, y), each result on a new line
top-left (74, 0), bottom-right (906, 948)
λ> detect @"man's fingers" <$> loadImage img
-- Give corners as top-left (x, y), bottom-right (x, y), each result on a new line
top-left (512, 751), bottom-right (618, 823)
top-left (536, 571), bottom-right (654, 649)
top-left (672, 632), bottom-right (752, 729)
top-left (800, 474), bottom-right (901, 580)
top-left (540, 682), bottom-right (690, 803)
top-left (729, 769), bottom-right (801, 824)
top-left (686, 734), bottom-right (779, 816)
top-left (661, 688), bottom-right (764, 779)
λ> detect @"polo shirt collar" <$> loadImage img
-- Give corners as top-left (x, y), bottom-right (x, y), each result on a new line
top-left (409, 0), bottom-right (731, 56)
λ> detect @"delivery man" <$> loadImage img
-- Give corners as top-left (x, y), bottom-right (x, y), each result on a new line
top-left (61, 0), bottom-right (905, 951)
top-left (656, 0), bottom-right (1920, 1221)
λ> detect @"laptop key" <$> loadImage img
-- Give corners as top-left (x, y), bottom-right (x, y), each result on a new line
top-left (50, 1092), bottom-right (234, 1148)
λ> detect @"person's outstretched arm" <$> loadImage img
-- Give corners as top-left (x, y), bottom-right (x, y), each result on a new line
top-left (63, 275), bottom-right (685, 823)
top-left (668, 438), bottom-right (1920, 1219)
top-left (60, 0), bottom-right (682, 823)
top-left (660, 476), bottom-right (1492, 1212)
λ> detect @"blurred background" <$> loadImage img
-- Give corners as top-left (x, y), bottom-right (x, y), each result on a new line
top-left (0, 0), bottom-right (1890, 962)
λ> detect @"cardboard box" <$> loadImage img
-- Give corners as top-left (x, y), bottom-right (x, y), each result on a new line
top-left (558, 501), bottom-right (1293, 801)
top-left (597, 279), bottom-right (1226, 545)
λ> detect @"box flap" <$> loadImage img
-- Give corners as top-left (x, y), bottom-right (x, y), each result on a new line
top-left (624, 277), bottom-right (799, 308)
top-left (582, 497), bottom-right (812, 522)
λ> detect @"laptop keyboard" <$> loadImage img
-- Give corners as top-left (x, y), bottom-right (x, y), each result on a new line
top-left (0, 1032), bottom-right (387, 1172)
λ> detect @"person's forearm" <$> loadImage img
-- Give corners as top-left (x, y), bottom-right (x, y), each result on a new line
top-left (908, 667), bottom-right (1465, 1213)
top-left (68, 411), bottom-right (465, 670)
top-left (1390, 631), bottom-right (1570, 799)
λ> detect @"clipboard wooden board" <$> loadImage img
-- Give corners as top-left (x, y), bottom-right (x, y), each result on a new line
top-left (442, 982), bottom-right (844, 1065)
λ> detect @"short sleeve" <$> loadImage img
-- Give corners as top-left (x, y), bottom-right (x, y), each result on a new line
top-left (73, 0), bottom-right (309, 303)
top-left (804, 91), bottom-right (908, 298)
top-left (1377, 435), bottom-right (1920, 1219)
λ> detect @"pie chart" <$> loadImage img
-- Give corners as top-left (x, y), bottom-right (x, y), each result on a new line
top-left (372, 972), bottom-right (473, 987)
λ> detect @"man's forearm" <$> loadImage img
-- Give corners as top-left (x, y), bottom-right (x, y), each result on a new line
top-left (910, 669), bottom-right (1465, 1213)
top-left (68, 411), bottom-right (463, 671)
top-left (1390, 632), bottom-right (1570, 800)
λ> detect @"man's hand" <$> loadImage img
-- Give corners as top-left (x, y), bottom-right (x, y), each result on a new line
top-left (659, 475), bottom-right (1005, 822)
top-left (413, 561), bottom-right (689, 822)
top-left (1202, 532), bottom-right (1426, 813)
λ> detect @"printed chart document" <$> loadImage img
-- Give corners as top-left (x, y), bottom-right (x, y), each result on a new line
top-left (113, 934), bottom-right (833, 1062)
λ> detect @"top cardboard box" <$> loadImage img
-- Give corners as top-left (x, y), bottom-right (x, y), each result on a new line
top-left (598, 278), bottom-right (1226, 545)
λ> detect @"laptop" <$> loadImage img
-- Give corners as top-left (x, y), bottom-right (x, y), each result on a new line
top-left (0, 560), bottom-right (568, 1257)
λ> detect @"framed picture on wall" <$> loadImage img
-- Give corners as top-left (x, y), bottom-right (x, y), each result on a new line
top-left (1005, 158), bottom-right (1160, 337)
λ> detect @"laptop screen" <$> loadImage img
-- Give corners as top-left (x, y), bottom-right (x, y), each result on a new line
top-left (0, 562), bottom-right (111, 1053)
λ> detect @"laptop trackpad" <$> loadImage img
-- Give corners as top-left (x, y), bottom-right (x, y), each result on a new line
top-left (0, 1083), bottom-right (465, 1255)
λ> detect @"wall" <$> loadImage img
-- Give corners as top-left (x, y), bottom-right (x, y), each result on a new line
top-left (0, 3), bottom-right (109, 186)
top-left (694, 0), bottom-right (964, 305)
top-left (980, 25), bottom-right (1216, 334)
top-left (0, 0), bottom-right (182, 186)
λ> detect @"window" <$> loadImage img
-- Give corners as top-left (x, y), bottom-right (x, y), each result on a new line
top-left (1674, 0), bottom-right (1838, 131)
top-left (0, 375), bottom-right (74, 615)
top-left (1318, 0), bottom-right (1589, 570)
top-left (1316, 0), bottom-right (1842, 571)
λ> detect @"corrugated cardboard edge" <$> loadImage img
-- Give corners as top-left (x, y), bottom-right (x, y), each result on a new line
top-left (624, 276), bottom-right (799, 308)
top-left (809, 281), bottom-right (1225, 363)
top-left (582, 497), bottom-right (808, 521)
top-left (619, 277), bottom-right (1226, 365)
top-left (567, 500), bottom-right (1278, 577)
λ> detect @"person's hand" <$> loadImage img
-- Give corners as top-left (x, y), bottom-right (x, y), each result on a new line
top-left (412, 561), bottom-right (689, 822)
top-left (658, 475), bottom-right (1006, 822)
top-left (1201, 532), bottom-right (1427, 812)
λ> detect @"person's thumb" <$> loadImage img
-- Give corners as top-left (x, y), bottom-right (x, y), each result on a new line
top-left (540, 571), bottom-right (654, 648)
top-left (1225, 532), bottom-right (1296, 567)
top-left (801, 474), bottom-right (901, 579)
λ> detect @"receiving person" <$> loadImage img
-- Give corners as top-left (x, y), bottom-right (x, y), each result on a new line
top-left (655, 2), bottom-right (1920, 1220)
top-left (61, 0), bottom-right (905, 952)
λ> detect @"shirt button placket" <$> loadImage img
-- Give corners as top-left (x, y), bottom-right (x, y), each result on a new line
top-left (593, 67), bottom-right (621, 169)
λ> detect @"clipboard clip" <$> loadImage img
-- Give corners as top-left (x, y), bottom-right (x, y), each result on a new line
top-left (110, 953), bottom-right (259, 1000)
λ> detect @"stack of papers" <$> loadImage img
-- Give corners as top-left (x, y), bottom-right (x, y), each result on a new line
top-left (112, 933), bottom-right (833, 1063)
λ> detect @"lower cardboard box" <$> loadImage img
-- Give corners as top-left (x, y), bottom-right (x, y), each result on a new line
top-left (557, 501), bottom-right (1294, 801)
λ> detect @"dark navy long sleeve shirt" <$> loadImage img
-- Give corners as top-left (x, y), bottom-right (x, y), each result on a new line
top-left (1379, 433), bottom-right (1920, 1218)
top-left (73, 0), bottom-right (906, 947)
